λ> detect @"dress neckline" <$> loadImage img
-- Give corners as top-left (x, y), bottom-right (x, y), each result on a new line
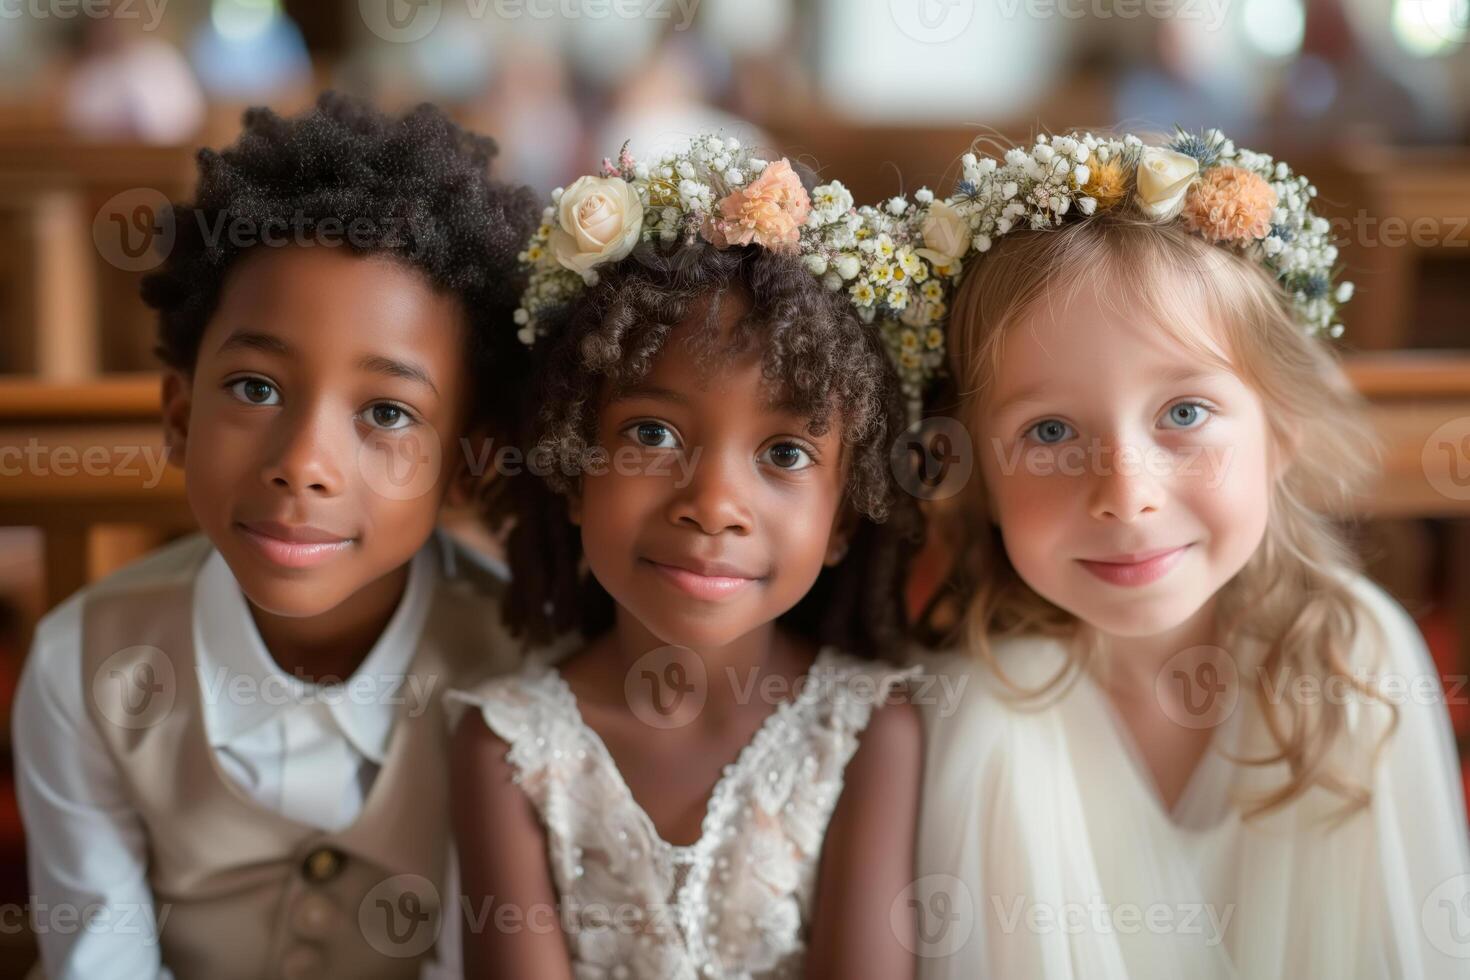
top-left (539, 646), bottom-right (841, 859)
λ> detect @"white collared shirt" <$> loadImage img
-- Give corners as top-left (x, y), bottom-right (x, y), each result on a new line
top-left (14, 535), bottom-right (465, 979)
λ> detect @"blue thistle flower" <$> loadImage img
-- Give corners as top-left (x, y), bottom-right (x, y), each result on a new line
top-left (1168, 129), bottom-right (1223, 169)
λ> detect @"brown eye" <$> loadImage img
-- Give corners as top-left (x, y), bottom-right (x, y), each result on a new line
top-left (762, 442), bottom-right (813, 470)
top-left (624, 422), bottom-right (677, 449)
top-left (363, 403), bottom-right (414, 431)
top-left (228, 377), bottom-right (280, 406)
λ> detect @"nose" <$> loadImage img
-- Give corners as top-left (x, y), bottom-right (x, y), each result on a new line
top-left (258, 401), bottom-right (345, 497)
top-left (665, 446), bottom-right (753, 535)
top-left (1086, 441), bottom-right (1163, 524)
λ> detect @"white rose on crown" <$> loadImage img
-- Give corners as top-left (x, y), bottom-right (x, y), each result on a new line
top-left (1134, 147), bottom-right (1200, 220)
top-left (549, 175), bottom-right (644, 280)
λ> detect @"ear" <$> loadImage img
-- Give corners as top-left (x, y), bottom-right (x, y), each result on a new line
top-left (823, 504), bottom-right (859, 567)
top-left (1271, 418), bottom-right (1302, 483)
top-left (566, 486), bottom-right (584, 527)
top-left (161, 369), bottom-right (192, 469)
top-left (446, 428), bottom-right (491, 507)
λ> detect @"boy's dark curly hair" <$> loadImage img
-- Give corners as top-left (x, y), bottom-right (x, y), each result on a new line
top-left (485, 243), bottom-right (925, 660)
top-left (141, 91), bottom-right (538, 428)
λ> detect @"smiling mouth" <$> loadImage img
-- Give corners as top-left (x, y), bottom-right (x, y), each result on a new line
top-left (641, 557), bottom-right (764, 601)
top-left (1075, 544), bottom-right (1193, 587)
top-left (235, 520), bottom-right (357, 570)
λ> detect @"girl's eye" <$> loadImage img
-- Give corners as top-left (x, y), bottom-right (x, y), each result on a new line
top-left (1161, 401), bottom-right (1212, 430)
top-left (228, 377), bottom-right (280, 406)
top-left (1027, 418), bottom-right (1073, 445)
top-left (762, 442), bottom-right (814, 471)
top-left (362, 402), bottom-right (416, 431)
top-left (626, 421), bottom-right (678, 449)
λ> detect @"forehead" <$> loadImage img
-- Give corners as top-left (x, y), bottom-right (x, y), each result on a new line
top-left (990, 267), bottom-right (1233, 399)
top-left (203, 247), bottom-right (467, 363)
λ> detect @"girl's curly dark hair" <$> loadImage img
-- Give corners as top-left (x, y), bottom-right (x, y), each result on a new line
top-left (484, 243), bottom-right (924, 660)
top-left (141, 91), bottom-right (538, 430)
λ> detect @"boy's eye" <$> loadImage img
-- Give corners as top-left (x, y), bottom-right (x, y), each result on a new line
top-left (1027, 418), bottom-right (1073, 445)
top-left (762, 442), bottom-right (814, 471)
top-left (228, 377), bottom-right (280, 406)
top-left (1161, 401), bottom-right (1212, 430)
top-left (625, 421), bottom-right (678, 449)
top-left (362, 402), bottom-right (415, 431)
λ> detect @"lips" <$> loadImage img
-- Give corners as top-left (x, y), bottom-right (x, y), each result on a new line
top-left (1075, 544), bottom-right (1192, 587)
top-left (235, 519), bottom-right (357, 570)
top-left (641, 554), bottom-right (765, 602)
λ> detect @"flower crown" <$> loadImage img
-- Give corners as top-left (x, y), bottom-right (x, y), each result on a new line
top-left (929, 128), bottom-right (1353, 338)
top-left (512, 133), bottom-right (959, 416)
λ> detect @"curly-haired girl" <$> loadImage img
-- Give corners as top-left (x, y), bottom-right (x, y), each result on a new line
top-left (448, 136), bottom-right (934, 979)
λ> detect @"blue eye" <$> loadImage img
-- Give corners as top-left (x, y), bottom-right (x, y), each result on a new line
top-left (361, 402), bottom-right (416, 431)
top-left (762, 442), bottom-right (814, 471)
top-left (1162, 402), bottom-right (1212, 429)
top-left (625, 421), bottom-right (678, 449)
top-left (228, 377), bottom-right (280, 406)
top-left (1027, 419), bottom-right (1073, 445)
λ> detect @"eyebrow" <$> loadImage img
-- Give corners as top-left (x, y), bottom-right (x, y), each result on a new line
top-left (357, 354), bottom-right (439, 396)
top-left (217, 330), bottom-right (291, 357)
top-left (610, 383), bottom-right (690, 406)
top-left (989, 365), bottom-right (1229, 419)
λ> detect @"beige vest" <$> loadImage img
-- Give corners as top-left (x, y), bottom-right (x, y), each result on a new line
top-left (77, 533), bottom-right (514, 980)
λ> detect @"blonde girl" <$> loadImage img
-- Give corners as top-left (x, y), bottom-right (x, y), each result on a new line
top-left (912, 130), bottom-right (1470, 979)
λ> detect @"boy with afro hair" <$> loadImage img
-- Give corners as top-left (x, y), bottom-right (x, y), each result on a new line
top-left (14, 92), bottom-right (535, 980)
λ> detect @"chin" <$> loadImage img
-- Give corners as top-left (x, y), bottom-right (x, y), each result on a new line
top-left (1069, 594), bottom-right (1208, 640)
top-left (636, 611), bottom-right (754, 653)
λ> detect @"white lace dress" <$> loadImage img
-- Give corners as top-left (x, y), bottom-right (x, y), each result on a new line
top-left (448, 647), bottom-right (917, 980)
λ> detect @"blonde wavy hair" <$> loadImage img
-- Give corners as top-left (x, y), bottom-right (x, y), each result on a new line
top-left (935, 205), bottom-right (1396, 818)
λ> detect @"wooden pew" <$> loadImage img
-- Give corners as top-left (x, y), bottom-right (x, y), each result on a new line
top-left (0, 138), bottom-right (194, 378)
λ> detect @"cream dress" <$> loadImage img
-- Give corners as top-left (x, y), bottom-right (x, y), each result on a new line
top-left (450, 647), bottom-right (918, 979)
top-left (914, 574), bottom-right (1470, 979)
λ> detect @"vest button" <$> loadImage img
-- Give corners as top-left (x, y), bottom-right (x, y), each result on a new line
top-left (293, 892), bottom-right (341, 938)
top-left (302, 846), bottom-right (346, 883)
top-left (280, 944), bottom-right (325, 980)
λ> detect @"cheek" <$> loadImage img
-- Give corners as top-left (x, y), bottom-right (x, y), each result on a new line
top-left (983, 455), bottom-right (1074, 568)
top-left (577, 471), bottom-right (658, 557)
top-left (1181, 438), bottom-right (1272, 563)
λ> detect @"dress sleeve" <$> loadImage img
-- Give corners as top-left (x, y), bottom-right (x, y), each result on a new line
top-left (1353, 578), bottom-right (1470, 976)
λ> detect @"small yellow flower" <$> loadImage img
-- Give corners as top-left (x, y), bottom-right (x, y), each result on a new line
top-left (898, 248), bottom-right (924, 276)
top-left (871, 262), bottom-right (894, 284)
top-left (921, 280), bottom-right (944, 303)
top-left (1082, 157), bottom-right (1128, 211)
top-left (926, 328), bottom-right (944, 350)
top-left (876, 233), bottom-right (896, 259)
top-left (901, 351), bottom-right (921, 370)
top-left (526, 243), bottom-right (545, 262)
top-left (900, 329), bottom-right (919, 350)
top-left (850, 281), bottom-right (876, 307)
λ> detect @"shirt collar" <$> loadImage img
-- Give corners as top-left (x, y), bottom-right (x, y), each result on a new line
top-left (193, 533), bottom-right (442, 763)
